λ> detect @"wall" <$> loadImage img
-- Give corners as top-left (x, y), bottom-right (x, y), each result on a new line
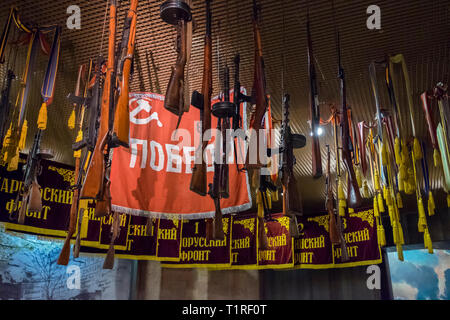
top-left (136, 261), bottom-right (259, 300)
top-left (135, 207), bottom-right (449, 300)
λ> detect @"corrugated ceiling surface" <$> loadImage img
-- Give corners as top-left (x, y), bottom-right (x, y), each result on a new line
top-left (0, 0), bottom-right (449, 210)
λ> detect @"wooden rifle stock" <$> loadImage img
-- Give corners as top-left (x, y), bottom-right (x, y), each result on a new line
top-left (94, 178), bottom-right (111, 218)
top-left (73, 207), bottom-right (84, 258)
top-left (112, 0), bottom-right (138, 148)
top-left (103, 211), bottom-right (120, 269)
top-left (213, 198), bottom-right (224, 240)
top-left (190, 0), bottom-right (212, 196)
top-left (27, 179), bottom-right (42, 212)
top-left (164, 19), bottom-right (187, 127)
top-left (80, 131), bottom-right (107, 199)
top-left (57, 157), bottom-right (80, 265)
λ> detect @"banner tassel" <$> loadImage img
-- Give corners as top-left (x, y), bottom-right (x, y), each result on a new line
top-left (417, 197), bottom-right (426, 233)
top-left (18, 119), bottom-right (28, 150)
top-left (433, 148), bottom-right (441, 167)
top-left (396, 192), bottom-right (403, 209)
top-left (373, 196), bottom-right (379, 217)
top-left (394, 137), bottom-right (401, 165)
top-left (355, 165), bottom-right (362, 188)
top-left (68, 107), bottom-right (76, 130)
top-left (377, 223), bottom-right (386, 247)
top-left (73, 130), bottom-right (83, 159)
top-left (424, 229), bottom-right (433, 254)
top-left (377, 193), bottom-right (385, 213)
top-left (427, 191), bottom-right (435, 216)
top-left (397, 244), bottom-right (404, 261)
top-left (37, 102), bottom-right (48, 130)
top-left (413, 138), bottom-right (423, 160)
top-left (7, 149), bottom-right (19, 172)
top-left (363, 180), bottom-right (369, 198)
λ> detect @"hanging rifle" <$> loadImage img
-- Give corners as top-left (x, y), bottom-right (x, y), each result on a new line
top-left (70, 58), bottom-right (104, 153)
top-left (103, 211), bottom-right (120, 269)
top-left (58, 63), bottom-right (91, 266)
top-left (111, 0), bottom-right (139, 148)
top-left (12, 23), bottom-right (61, 222)
top-left (306, 9), bottom-right (322, 179)
top-left (209, 65), bottom-right (234, 240)
top-left (2, 30), bottom-right (40, 171)
top-left (12, 130), bottom-right (53, 224)
top-left (279, 94), bottom-right (305, 238)
top-left (331, 106), bottom-right (349, 262)
top-left (389, 54), bottom-right (422, 161)
top-left (160, 0), bottom-right (192, 129)
top-left (190, 0), bottom-right (212, 197)
top-left (0, 70), bottom-right (15, 145)
top-left (245, 0), bottom-right (268, 169)
top-left (231, 54), bottom-right (252, 172)
top-left (433, 83), bottom-right (450, 191)
top-left (420, 91), bottom-right (440, 167)
top-left (80, 0), bottom-right (117, 212)
top-left (326, 144), bottom-right (340, 245)
top-left (333, 6), bottom-right (362, 209)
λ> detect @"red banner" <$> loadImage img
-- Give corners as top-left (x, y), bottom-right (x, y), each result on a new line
top-left (256, 214), bottom-right (294, 269)
top-left (162, 217), bottom-right (232, 268)
top-left (110, 92), bottom-right (252, 219)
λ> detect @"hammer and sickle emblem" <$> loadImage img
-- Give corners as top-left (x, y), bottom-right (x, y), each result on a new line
top-left (130, 98), bottom-right (163, 127)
